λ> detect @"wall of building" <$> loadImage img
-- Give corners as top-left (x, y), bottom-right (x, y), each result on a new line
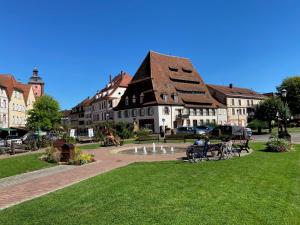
top-left (226, 97), bottom-right (262, 126)
top-left (115, 105), bottom-right (227, 133)
top-left (9, 90), bottom-right (26, 127)
top-left (0, 88), bottom-right (9, 128)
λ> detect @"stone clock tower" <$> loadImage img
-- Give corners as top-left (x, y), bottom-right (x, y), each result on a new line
top-left (28, 67), bottom-right (45, 97)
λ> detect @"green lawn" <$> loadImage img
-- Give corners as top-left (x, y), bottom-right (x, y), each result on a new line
top-left (1, 143), bottom-right (300, 224)
top-left (253, 127), bottom-right (300, 135)
top-left (0, 153), bottom-right (54, 179)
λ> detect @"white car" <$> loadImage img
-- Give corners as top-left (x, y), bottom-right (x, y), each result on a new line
top-left (5, 136), bottom-right (22, 146)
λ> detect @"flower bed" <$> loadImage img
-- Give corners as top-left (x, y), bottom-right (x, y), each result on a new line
top-left (266, 137), bottom-right (290, 152)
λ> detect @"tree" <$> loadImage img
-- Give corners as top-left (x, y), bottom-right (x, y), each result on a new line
top-left (247, 119), bottom-right (267, 134)
top-left (27, 95), bottom-right (61, 131)
top-left (277, 76), bottom-right (300, 115)
top-left (254, 97), bottom-right (289, 133)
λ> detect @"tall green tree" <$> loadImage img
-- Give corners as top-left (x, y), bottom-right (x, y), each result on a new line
top-left (27, 95), bottom-right (61, 131)
top-left (254, 97), bottom-right (289, 133)
top-left (277, 76), bottom-right (300, 115)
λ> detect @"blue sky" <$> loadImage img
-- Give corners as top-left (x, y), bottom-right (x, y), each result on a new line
top-left (0, 0), bottom-right (299, 109)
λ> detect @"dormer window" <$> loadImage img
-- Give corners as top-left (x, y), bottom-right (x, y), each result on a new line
top-left (182, 68), bottom-right (192, 73)
top-left (172, 93), bottom-right (178, 103)
top-left (162, 94), bottom-right (168, 102)
top-left (140, 93), bottom-right (144, 104)
top-left (132, 95), bottom-right (136, 104)
top-left (168, 66), bottom-right (178, 72)
top-left (125, 96), bottom-right (129, 106)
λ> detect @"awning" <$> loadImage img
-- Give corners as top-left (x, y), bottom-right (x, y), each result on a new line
top-left (0, 128), bottom-right (17, 132)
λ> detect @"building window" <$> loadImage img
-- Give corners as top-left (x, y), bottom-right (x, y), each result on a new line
top-left (190, 109), bottom-right (195, 116)
top-left (140, 108), bottom-right (145, 116)
top-left (247, 100), bottom-right (250, 106)
top-left (132, 95), bottom-right (136, 104)
top-left (140, 93), bottom-right (144, 104)
top-left (212, 109), bottom-right (216, 116)
top-left (164, 106), bottom-right (169, 115)
top-left (148, 107), bottom-right (153, 116)
top-left (251, 100), bottom-right (254, 106)
top-left (206, 119), bottom-right (210, 124)
top-left (200, 109), bottom-right (203, 116)
top-left (212, 119), bottom-right (216, 124)
top-left (232, 108), bottom-right (235, 115)
top-left (239, 99), bottom-right (241, 106)
top-left (243, 108), bottom-right (246, 115)
top-left (125, 96), bottom-right (129, 106)
top-left (132, 109), bottom-right (137, 117)
top-left (108, 100), bottom-right (113, 108)
top-left (124, 110), bottom-right (129, 118)
top-left (162, 94), bottom-right (168, 102)
top-left (206, 109), bottom-right (209, 116)
top-left (231, 99), bottom-right (235, 106)
top-left (118, 111), bottom-right (122, 118)
top-left (186, 119), bottom-right (191, 127)
top-left (173, 93), bottom-right (178, 103)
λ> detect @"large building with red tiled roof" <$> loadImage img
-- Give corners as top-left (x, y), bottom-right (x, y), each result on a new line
top-left (207, 83), bottom-right (267, 126)
top-left (114, 51), bottom-right (227, 133)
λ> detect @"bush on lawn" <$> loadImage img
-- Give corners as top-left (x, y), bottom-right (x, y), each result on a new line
top-left (41, 146), bottom-right (61, 163)
top-left (136, 128), bottom-right (152, 137)
top-left (266, 137), bottom-right (290, 152)
top-left (69, 147), bottom-right (95, 165)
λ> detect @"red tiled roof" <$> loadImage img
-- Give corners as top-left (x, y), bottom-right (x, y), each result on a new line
top-left (92, 72), bottom-right (132, 103)
top-left (207, 84), bottom-right (266, 99)
top-left (115, 51), bottom-right (225, 109)
top-left (0, 74), bottom-right (33, 101)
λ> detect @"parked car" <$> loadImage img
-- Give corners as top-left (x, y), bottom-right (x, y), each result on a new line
top-left (0, 138), bottom-right (5, 147)
top-left (5, 135), bottom-right (22, 146)
top-left (176, 126), bottom-right (195, 135)
top-left (195, 125), bottom-right (214, 134)
top-left (245, 128), bottom-right (253, 137)
top-left (210, 125), bottom-right (248, 140)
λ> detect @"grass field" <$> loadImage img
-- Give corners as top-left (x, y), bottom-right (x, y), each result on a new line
top-left (1, 143), bottom-right (299, 225)
top-left (0, 153), bottom-right (54, 179)
top-left (252, 127), bottom-right (300, 135)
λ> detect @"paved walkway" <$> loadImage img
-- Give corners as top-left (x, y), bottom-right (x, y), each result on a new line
top-left (0, 143), bottom-right (251, 210)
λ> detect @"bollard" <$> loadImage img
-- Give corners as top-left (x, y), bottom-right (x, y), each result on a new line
top-left (10, 141), bottom-right (15, 155)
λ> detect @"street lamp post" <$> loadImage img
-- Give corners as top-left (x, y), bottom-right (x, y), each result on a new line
top-left (280, 89), bottom-right (290, 140)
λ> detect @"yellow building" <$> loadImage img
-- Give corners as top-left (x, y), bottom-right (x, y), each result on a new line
top-left (207, 84), bottom-right (267, 127)
top-left (0, 75), bottom-right (35, 128)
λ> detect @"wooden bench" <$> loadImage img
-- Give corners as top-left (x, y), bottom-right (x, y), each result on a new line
top-left (164, 134), bottom-right (186, 143)
top-left (233, 139), bottom-right (250, 153)
top-left (76, 136), bottom-right (94, 143)
top-left (135, 135), bottom-right (160, 144)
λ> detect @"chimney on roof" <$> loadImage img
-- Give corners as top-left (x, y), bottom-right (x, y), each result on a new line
top-left (121, 70), bottom-right (124, 79)
top-left (109, 74), bottom-right (112, 83)
top-left (229, 83), bottom-right (233, 88)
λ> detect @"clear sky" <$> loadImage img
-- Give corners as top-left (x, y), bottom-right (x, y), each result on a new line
top-left (0, 0), bottom-right (299, 109)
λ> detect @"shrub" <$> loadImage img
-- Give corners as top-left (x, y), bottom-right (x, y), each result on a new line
top-left (135, 128), bottom-right (152, 137)
top-left (42, 146), bottom-right (61, 163)
top-left (266, 137), bottom-right (290, 152)
top-left (69, 147), bottom-right (95, 165)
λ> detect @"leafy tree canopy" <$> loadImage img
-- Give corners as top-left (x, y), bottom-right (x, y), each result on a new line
top-left (26, 95), bottom-right (61, 131)
top-left (277, 76), bottom-right (300, 115)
